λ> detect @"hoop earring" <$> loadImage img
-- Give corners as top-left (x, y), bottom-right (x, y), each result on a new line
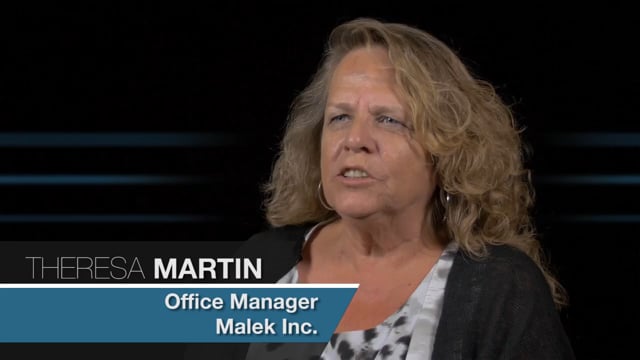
top-left (442, 189), bottom-right (451, 222)
top-left (429, 154), bottom-right (437, 166)
top-left (317, 182), bottom-right (334, 211)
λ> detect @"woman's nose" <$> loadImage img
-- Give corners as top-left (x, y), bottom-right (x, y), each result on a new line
top-left (344, 115), bottom-right (375, 153)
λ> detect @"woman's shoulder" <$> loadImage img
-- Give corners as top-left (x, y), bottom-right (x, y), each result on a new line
top-left (455, 244), bottom-right (546, 281)
top-left (234, 224), bottom-right (314, 283)
top-left (436, 244), bottom-right (574, 359)
top-left (448, 243), bottom-right (555, 303)
top-left (245, 223), bottom-right (313, 244)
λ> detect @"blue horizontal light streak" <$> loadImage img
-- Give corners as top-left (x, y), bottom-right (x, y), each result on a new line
top-left (555, 214), bottom-right (640, 223)
top-left (536, 175), bottom-right (640, 185)
top-left (543, 133), bottom-right (640, 147)
top-left (0, 214), bottom-right (220, 223)
top-left (0, 133), bottom-right (242, 147)
top-left (0, 175), bottom-right (208, 185)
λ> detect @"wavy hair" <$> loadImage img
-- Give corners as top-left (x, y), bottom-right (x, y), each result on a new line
top-left (263, 18), bottom-right (567, 307)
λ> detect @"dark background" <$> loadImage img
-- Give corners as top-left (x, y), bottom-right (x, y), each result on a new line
top-left (1, 2), bottom-right (639, 359)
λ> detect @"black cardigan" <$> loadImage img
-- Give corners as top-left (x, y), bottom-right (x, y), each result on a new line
top-left (185, 225), bottom-right (575, 359)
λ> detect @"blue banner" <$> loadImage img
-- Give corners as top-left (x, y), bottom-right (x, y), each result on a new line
top-left (0, 284), bottom-right (357, 343)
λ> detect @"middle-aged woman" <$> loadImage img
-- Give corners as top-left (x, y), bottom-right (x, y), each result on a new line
top-left (186, 17), bottom-right (575, 360)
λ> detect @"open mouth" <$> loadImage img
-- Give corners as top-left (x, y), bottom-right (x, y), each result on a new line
top-left (341, 168), bottom-right (370, 178)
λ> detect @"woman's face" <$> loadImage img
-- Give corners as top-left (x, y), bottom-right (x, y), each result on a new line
top-left (321, 47), bottom-right (437, 220)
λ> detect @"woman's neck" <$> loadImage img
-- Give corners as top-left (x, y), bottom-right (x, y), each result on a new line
top-left (326, 213), bottom-right (445, 268)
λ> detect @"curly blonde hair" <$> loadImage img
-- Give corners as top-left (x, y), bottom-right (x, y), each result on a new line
top-left (263, 18), bottom-right (567, 307)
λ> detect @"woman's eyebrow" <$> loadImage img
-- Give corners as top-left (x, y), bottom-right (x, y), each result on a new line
top-left (368, 105), bottom-right (404, 116)
top-left (326, 103), bottom-right (404, 116)
top-left (325, 102), bottom-right (354, 112)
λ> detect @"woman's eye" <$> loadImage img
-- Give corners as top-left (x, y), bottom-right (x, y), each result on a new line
top-left (378, 116), bottom-right (403, 126)
top-left (330, 114), bottom-right (349, 122)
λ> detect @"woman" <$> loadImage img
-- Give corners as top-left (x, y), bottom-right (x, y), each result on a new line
top-left (190, 17), bottom-right (575, 360)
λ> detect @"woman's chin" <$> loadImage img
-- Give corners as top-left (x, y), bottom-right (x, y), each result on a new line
top-left (333, 203), bottom-right (380, 220)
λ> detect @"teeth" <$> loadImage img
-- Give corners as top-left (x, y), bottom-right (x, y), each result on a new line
top-left (343, 169), bottom-right (369, 178)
